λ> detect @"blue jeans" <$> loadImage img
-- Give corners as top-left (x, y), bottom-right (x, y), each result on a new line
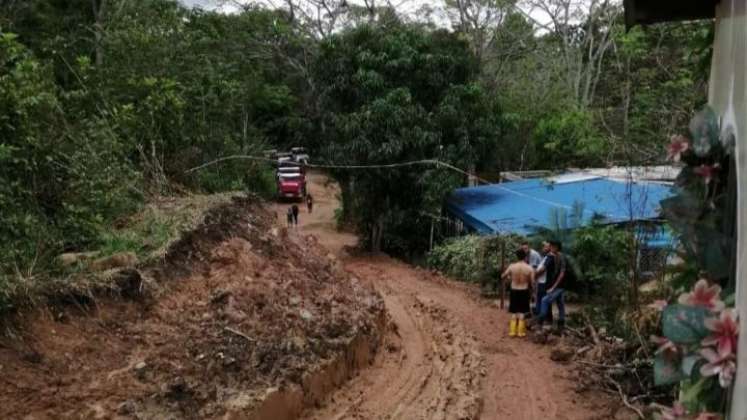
top-left (539, 288), bottom-right (565, 322)
top-left (534, 282), bottom-right (552, 321)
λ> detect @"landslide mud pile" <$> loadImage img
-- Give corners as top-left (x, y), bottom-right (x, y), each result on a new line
top-left (0, 196), bottom-right (385, 420)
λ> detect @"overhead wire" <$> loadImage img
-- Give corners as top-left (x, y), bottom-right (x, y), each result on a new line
top-left (184, 154), bottom-right (493, 184)
top-left (184, 154), bottom-right (574, 210)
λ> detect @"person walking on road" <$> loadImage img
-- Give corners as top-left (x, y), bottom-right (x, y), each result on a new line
top-left (502, 248), bottom-right (534, 338)
top-left (286, 207), bottom-right (294, 227)
top-left (291, 204), bottom-right (299, 226)
top-left (538, 240), bottom-right (567, 331)
top-left (306, 193), bottom-right (313, 213)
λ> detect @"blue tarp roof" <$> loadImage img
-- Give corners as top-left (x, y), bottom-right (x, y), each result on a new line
top-left (445, 176), bottom-right (676, 238)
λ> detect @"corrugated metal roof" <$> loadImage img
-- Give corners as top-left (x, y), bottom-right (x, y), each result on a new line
top-left (583, 165), bottom-right (682, 182)
top-left (445, 177), bottom-right (676, 236)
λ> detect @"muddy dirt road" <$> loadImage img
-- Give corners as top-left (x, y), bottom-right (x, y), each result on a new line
top-left (277, 172), bottom-right (631, 420)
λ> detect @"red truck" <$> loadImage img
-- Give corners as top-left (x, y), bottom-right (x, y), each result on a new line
top-left (276, 165), bottom-right (306, 201)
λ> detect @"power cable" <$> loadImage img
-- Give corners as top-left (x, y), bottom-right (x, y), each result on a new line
top-left (184, 154), bottom-right (578, 210)
top-left (184, 154), bottom-right (493, 184)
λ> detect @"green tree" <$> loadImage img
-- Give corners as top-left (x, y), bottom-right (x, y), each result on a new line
top-left (596, 21), bottom-right (711, 164)
top-left (87, 1), bottom-right (307, 191)
top-left (0, 32), bottom-right (140, 276)
top-left (315, 23), bottom-right (501, 253)
top-left (0, 1), bottom-right (311, 284)
top-left (533, 109), bottom-right (606, 168)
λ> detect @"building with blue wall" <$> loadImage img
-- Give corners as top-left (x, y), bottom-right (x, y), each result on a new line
top-left (444, 173), bottom-right (676, 249)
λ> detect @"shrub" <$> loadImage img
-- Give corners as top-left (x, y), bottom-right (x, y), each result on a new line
top-left (571, 224), bottom-right (632, 295)
top-left (0, 35), bottom-right (143, 277)
top-left (95, 193), bottom-right (236, 263)
top-left (244, 164), bottom-right (278, 199)
top-left (428, 234), bottom-right (524, 283)
top-left (195, 161), bottom-right (276, 198)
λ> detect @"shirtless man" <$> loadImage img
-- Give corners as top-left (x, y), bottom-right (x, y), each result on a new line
top-left (502, 248), bottom-right (535, 338)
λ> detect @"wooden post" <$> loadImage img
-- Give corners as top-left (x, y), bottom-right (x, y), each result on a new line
top-left (429, 220), bottom-right (435, 252)
top-left (478, 238), bottom-right (490, 297)
top-left (499, 239), bottom-right (506, 309)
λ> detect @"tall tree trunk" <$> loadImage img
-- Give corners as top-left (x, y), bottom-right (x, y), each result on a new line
top-left (92, 0), bottom-right (106, 67)
top-left (467, 163), bottom-right (477, 186)
top-left (370, 216), bottom-right (384, 253)
top-left (622, 58), bottom-right (632, 139)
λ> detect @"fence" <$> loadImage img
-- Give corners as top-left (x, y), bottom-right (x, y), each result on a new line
top-left (637, 244), bottom-right (677, 284)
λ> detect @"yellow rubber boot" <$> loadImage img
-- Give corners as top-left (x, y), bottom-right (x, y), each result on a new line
top-left (517, 319), bottom-right (527, 337)
top-left (509, 319), bottom-right (517, 337)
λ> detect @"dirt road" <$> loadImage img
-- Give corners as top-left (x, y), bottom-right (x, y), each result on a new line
top-left (277, 172), bottom-right (629, 420)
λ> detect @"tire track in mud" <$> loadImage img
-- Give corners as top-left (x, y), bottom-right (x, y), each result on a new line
top-left (303, 263), bottom-right (483, 420)
top-left (303, 256), bottom-right (610, 420)
top-left (287, 171), bottom-right (627, 420)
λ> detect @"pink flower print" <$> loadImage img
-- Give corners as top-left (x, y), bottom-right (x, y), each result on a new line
top-left (699, 347), bottom-right (737, 388)
top-left (667, 135), bottom-right (690, 162)
top-left (703, 309), bottom-right (739, 357)
top-left (678, 279), bottom-right (725, 312)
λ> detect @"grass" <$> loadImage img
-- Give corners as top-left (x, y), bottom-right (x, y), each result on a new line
top-left (0, 192), bottom-right (241, 315)
top-left (96, 192), bottom-right (237, 264)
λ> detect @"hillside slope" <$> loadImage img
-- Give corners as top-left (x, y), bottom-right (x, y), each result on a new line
top-left (0, 195), bottom-right (385, 419)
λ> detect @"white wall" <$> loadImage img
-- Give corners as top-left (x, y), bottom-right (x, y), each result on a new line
top-left (708, 1), bottom-right (747, 419)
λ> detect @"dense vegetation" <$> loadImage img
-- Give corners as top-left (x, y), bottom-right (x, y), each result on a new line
top-left (1, 1), bottom-right (300, 292)
top-left (315, 22), bottom-right (503, 252)
top-left (428, 234), bottom-right (524, 284)
top-left (1, 0), bottom-right (711, 304)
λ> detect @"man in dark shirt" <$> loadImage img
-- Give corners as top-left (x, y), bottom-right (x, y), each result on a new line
top-left (291, 204), bottom-right (300, 226)
top-left (538, 240), bottom-right (566, 330)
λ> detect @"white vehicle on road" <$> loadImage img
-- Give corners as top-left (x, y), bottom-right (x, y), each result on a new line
top-left (291, 147), bottom-right (310, 164)
top-left (277, 152), bottom-right (293, 164)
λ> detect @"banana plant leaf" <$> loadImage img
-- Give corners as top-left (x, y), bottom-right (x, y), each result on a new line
top-left (662, 304), bottom-right (711, 344)
top-left (689, 106), bottom-right (720, 157)
top-left (655, 353), bottom-right (685, 385)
